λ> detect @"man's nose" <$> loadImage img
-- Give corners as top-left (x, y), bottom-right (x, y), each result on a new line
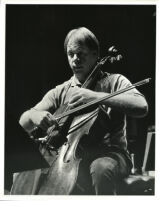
top-left (73, 54), bottom-right (80, 63)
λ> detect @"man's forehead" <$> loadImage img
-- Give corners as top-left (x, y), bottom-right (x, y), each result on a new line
top-left (67, 37), bottom-right (89, 51)
top-left (67, 44), bottom-right (85, 52)
top-left (67, 39), bottom-right (88, 52)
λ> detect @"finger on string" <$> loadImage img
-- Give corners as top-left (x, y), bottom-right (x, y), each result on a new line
top-left (46, 114), bottom-right (55, 125)
top-left (47, 114), bottom-right (59, 128)
top-left (69, 98), bottom-right (84, 109)
top-left (69, 94), bottom-right (81, 104)
top-left (53, 118), bottom-right (59, 129)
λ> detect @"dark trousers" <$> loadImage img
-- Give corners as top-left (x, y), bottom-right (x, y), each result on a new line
top-left (89, 151), bottom-right (132, 195)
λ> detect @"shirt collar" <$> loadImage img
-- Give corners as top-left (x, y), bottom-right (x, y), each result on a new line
top-left (70, 71), bottom-right (105, 87)
top-left (70, 75), bottom-right (82, 87)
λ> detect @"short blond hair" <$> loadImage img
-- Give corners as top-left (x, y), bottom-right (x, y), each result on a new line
top-left (64, 27), bottom-right (99, 54)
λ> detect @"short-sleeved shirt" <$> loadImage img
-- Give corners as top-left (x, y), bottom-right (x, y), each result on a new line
top-left (34, 72), bottom-right (143, 154)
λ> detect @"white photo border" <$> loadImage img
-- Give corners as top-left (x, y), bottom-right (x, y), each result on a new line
top-left (0, 0), bottom-right (158, 200)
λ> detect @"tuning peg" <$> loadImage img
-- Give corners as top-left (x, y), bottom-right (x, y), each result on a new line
top-left (108, 46), bottom-right (118, 53)
top-left (109, 57), bottom-right (116, 63)
top-left (116, 54), bottom-right (123, 61)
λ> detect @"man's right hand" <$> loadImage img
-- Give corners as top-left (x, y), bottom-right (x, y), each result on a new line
top-left (30, 109), bottom-right (57, 131)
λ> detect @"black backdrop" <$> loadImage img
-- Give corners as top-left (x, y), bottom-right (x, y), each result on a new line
top-left (5, 4), bottom-right (156, 190)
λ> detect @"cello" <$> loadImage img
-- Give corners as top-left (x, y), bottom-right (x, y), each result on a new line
top-left (10, 47), bottom-right (150, 195)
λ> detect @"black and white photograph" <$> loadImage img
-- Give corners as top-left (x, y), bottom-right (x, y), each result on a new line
top-left (1, 1), bottom-right (157, 199)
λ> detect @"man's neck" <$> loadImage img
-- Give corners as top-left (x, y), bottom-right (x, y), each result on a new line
top-left (73, 75), bottom-right (83, 85)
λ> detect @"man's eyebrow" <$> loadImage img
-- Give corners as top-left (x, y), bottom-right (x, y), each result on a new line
top-left (68, 49), bottom-right (82, 54)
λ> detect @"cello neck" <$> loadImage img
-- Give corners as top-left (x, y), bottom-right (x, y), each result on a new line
top-left (82, 56), bottom-right (110, 89)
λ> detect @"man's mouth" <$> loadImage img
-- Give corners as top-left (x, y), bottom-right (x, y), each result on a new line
top-left (73, 66), bottom-right (83, 72)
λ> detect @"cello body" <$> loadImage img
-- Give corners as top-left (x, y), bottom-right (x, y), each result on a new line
top-left (11, 105), bottom-right (110, 195)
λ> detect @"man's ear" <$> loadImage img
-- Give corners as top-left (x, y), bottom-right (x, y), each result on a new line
top-left (92, 51), bottom-right (99, 62)
top-left (92, 50), bottom-right (99, 58)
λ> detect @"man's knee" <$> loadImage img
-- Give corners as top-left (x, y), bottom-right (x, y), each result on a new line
top-left (90, 157), bottom-right (118, 182)
top-left (89, 157), bottom-right (119, 194)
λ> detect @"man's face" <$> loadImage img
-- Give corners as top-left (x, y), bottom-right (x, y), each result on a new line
top-left (67, 39), bottom-right (98, 83)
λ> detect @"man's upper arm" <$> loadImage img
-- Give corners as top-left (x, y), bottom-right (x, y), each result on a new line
top-left (110, 74), bottom-right (144, 96)
top-left (33, 90), bottom-right (55, 111)
top-left (33, 80), bottom-right (70, 112)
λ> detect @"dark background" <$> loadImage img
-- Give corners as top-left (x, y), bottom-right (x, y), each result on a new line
top-left (5, 5), bottom-right (156, 190)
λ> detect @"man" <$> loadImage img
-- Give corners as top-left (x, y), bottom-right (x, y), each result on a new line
top-left (11, 27), bottom-right (148, 195)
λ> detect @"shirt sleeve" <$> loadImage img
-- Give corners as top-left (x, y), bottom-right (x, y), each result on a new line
top-left (33, 88), bottom-right (59, 113)
top-left (108, 74), bottom-right (144, 96)
top-left (33, 81), bottom-right (69, 113)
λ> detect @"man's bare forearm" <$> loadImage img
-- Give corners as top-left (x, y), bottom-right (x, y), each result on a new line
top-left (98, 92), bottom-right (148, 117)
